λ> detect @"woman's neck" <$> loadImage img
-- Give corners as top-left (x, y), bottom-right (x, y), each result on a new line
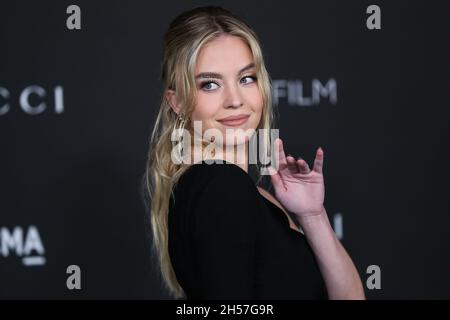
top-left (187, 141), bottom-right (249, 173)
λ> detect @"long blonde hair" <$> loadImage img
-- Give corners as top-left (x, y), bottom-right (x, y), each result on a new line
top-left (142, 6), bottom-right (276, 299)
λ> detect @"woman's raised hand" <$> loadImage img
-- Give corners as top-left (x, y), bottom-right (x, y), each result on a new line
top-left (268, 138), bottom-right (326, 221)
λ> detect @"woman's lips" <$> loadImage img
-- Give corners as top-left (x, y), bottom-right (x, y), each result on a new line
top-left (217, 115), bottom-right (250, 127)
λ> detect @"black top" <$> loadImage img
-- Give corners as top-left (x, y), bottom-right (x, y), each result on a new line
top-left (168, 161), bottom-right (328, 300)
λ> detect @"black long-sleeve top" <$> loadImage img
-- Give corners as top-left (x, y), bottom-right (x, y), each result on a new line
top-left (168, 161), bottom-right (328, 299)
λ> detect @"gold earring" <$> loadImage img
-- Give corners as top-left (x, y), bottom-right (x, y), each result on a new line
top-left (174, 113), bottom-right (187, 161)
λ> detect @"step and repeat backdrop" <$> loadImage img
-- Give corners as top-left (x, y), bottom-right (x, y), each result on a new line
top-left (1, 0), bottom-right (449, 299)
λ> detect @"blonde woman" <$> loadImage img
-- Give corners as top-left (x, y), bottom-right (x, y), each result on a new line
top-left (143, 6), bottom-right (365, 300)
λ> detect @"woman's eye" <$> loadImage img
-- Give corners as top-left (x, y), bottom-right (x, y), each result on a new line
top-left (200, 76), bottom-right (256, 91)
top-left (241, 75), bottom-right (257, 85)
top-left (201, 81), bottom-right (219, 91)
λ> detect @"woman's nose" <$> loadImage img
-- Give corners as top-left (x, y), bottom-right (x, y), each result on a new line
top-left (224, 84), bottom-right (244, 109)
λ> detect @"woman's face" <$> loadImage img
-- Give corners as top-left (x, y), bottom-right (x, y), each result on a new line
top-left (190, 35), bottom-right (263, 147)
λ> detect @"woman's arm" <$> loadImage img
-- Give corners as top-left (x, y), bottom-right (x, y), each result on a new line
top-left (190, 163), bottom-right (262, 299)
top-left (268, 138), bottom-right (366, 299)
top-left (297, 207), bottom-right (366, 300)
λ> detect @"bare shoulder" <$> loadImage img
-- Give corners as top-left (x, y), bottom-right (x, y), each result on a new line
top-left (256, 187), bottom-right (283, 211)
top-left (256, 186), bottom-right (302, 234)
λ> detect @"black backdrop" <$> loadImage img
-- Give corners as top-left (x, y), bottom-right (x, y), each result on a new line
top-left (1, 0), bottom-right (449, 299)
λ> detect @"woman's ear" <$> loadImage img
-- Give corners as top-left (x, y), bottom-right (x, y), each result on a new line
top-left (165, 89), bottom-right (182, 115)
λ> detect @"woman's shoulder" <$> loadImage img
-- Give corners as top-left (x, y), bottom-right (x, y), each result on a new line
top-left (173, 160), bottom-right (263, 214)
top-left (178, 161), bottom-right (264, 232)
top-left (178, 160), bottom-right (256, 192)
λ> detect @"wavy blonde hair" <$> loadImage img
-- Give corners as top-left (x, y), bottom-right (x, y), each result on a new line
top-left (142, 6), bottom-right (276, 299)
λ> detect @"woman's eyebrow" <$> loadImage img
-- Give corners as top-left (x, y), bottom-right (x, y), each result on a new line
top-left (195, 62), bottom-right (255, 80)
